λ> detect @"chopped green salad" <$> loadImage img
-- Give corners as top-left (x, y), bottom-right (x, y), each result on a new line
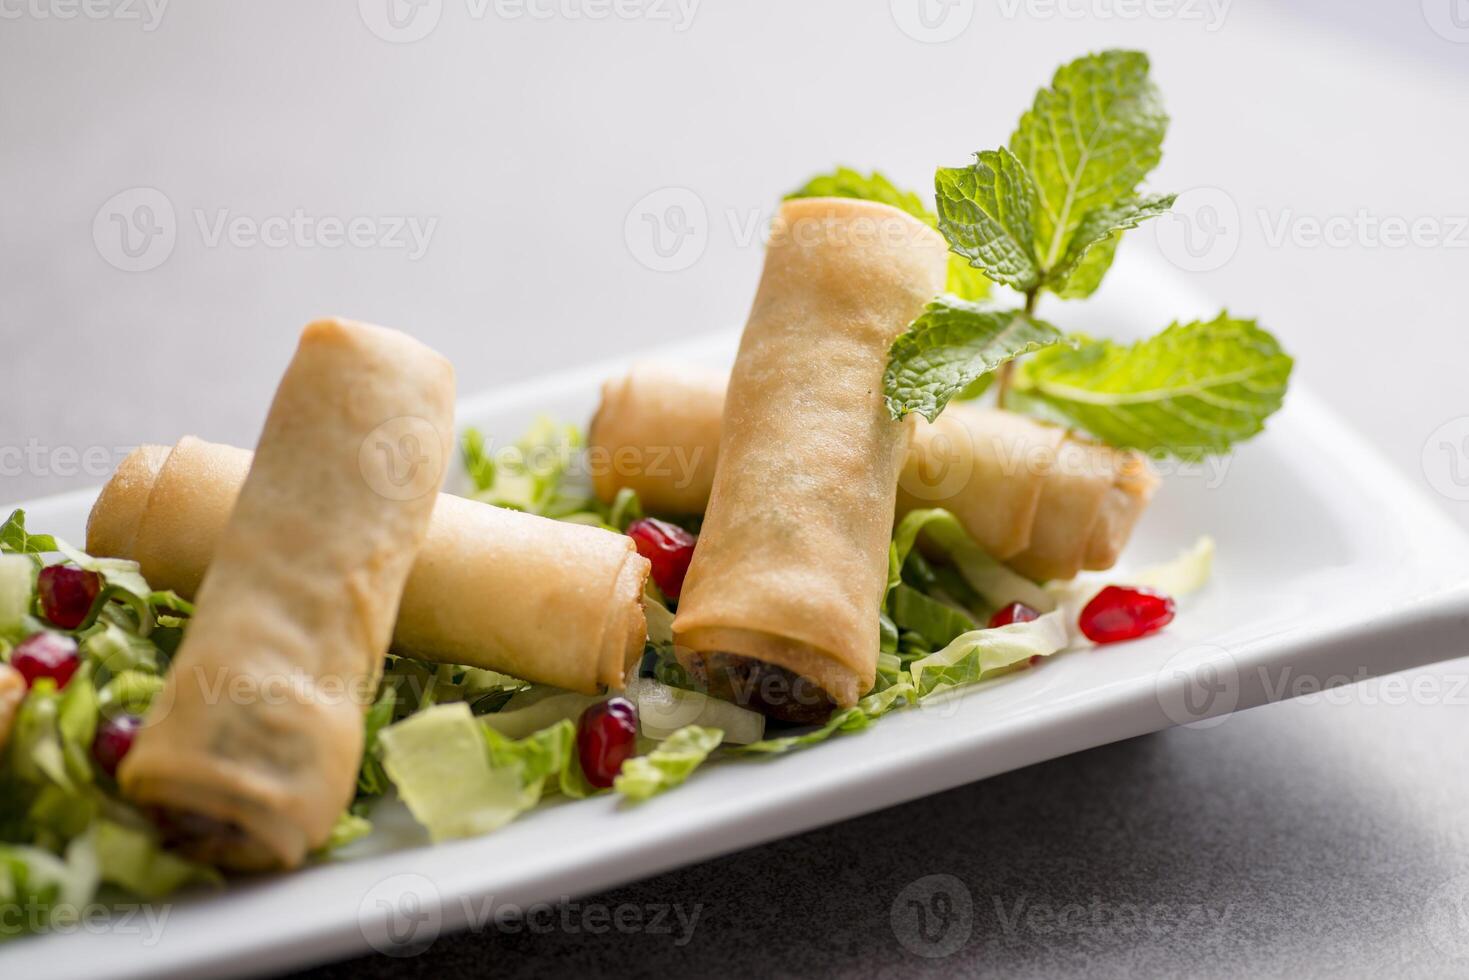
top-left (0, 414), bottom-right (1212, 940)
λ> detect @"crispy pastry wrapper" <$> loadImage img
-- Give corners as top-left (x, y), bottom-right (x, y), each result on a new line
top-left (588, 369), bottom-right (1158, 582)
top-left (118, 318), bottom-right (454, 871)
top-left (671, 198), bottom-right (949, 713)
top-left (89, 441), bottom-right (648, 697)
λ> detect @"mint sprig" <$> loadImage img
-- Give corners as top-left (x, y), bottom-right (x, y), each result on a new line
top-left (1012, 315), bottom-right (1294, 459)
top-left (802, 51), bottom-right (1289, 458)
top-left (884, 299), bottom-right (1063, 421)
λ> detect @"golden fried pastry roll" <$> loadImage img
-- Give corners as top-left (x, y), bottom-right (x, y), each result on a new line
top-left (588, 363), bottom-right (724, 515)
top-left (672, 198), bottom-right (948, 720)
top-left (587, 371), bottom-right (1158, 581)
top-left (90, 440), bottom-right (647, 695)
top-left (119, 318), bottom-right (454, 871)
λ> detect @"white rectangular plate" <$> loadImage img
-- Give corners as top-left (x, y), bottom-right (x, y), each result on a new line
top-left (7, 257), bottom-right (1469, 979)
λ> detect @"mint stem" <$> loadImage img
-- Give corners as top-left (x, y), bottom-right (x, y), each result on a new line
top-left (996, 288), bottom-right (1041, 410)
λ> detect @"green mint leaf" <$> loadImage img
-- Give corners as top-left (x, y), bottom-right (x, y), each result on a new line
top-left (1009, 50), bottom-right (1168, 272)
top-left (1045, 193), bottom-right (1175, 294)
top-left (1052, 231), bottom-right (1119, 300)
top-left (788, 167), bottom-right (990, 299)
top-left (884, 298), bottom-right (1064, 422)
top-left (944, 255), bottom-right (992, 302)
top-left (1014, 313), bottom-right (1293, 459)
top-left (934, 148), bottom-right (1041, 292)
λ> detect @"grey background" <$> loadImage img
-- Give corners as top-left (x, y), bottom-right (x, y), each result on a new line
top-left (4, 0), bottom-right (1469, 976)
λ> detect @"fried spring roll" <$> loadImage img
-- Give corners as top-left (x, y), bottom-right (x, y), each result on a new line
top-left (588, 367), bottom-right (1158, 582)
top-left (89, 439), bottom-right (648, 695)
top-left (119, 318), bottom-right (453, 870)
top-left (672, 198), bottom-right (948, 721)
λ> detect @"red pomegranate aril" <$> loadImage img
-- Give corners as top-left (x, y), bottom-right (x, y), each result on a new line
top-left (1079, 585), bottom-right (1176, 644)
top-left (37, 565), bottom-right (103, 630)
top-left (577, 697), bottom-right (639, 789)
top-left (11, 632), bottom-right (82, 689)
top-left (93, 714), bottom-right (142, 778)
top-left (626, 518), bottom-right (697, 599)
top-left (989, 602), bottom-right (1041, 629)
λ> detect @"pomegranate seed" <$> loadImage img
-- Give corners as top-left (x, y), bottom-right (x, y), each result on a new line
top-left (989, 602), bottom-right (1041, 629)
top-left (93, 714), bottom-right (142, 778)
top-left (576, 697), bottom-right (639, 789)
top-left (11, 632), bottom-right (81, 689)
top-left (37, 565), bottom-right (103, 630)
top-left (626, 518), bottom-right (697, 599)
top-left (1079, 585), bottom-right (1176, 644)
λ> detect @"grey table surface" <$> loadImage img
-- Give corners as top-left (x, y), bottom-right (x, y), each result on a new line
top-left (4, 1), bottom-right (1469, 977)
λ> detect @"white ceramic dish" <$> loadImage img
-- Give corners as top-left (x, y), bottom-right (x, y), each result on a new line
top-left (6, 256), bottom-right (1469, 979)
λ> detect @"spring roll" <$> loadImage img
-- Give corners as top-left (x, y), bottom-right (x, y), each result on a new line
top-left (589, 363), bottom-right (724, 515)
top-left (588, 367), bottom-right (1158, 581)
top-left (89, 439), bottom-right (648, 695)
top-left (119, 318), bottom-right (454, 871)
top-left (672, 198), bottom-right (948, 721)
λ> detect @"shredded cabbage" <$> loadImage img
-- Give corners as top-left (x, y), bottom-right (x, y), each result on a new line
top-left (891, 508), bottom-right (1054, 612)
top-left (627, 677), bottom-right (765, 745)
top-left (909, 610), bottom-right (1070, 697)
top-left (614, 726), bottom-right (723, 801)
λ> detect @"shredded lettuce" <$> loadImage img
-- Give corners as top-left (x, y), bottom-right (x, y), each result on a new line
top-left (890, 508), bottom-right (1054, 612)
top-left (0, 510), bottom-right (57, 562)
top-left (889, 583), bottom-right (978, 649)
top-left (481, 689), bottom-right (603, 740)
top-left (91, 820), bottom-right (220, 899)
top-left (1132, 535), bottom-right (1215, 597)
top-left (0, 555), bottom-right (32, 643)
top-left (628, 677), bottom-right (765, 745)
top-left (323, 813), bottom-right (373, 853)
top-left (909, 610), bottom-right (1070, 696)
top-left (377, 703), bottom-right (587, 841)
top-left (607, 487), bottom-right (644, 532)
top-left (1047, 535), bottom-right (1215, 633)
top-left (461, 418), bottom-right (595, 519)
top-left (614, 726), bottom-right (723, 801)
top-left (737, 683), bottom-right (918, 755)
top-left (0, 836), bottom-right (96, 940)
top-left (378, 702), bottom-right (528, 841)
top-left (355, 686), bottom-right (398, 798)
